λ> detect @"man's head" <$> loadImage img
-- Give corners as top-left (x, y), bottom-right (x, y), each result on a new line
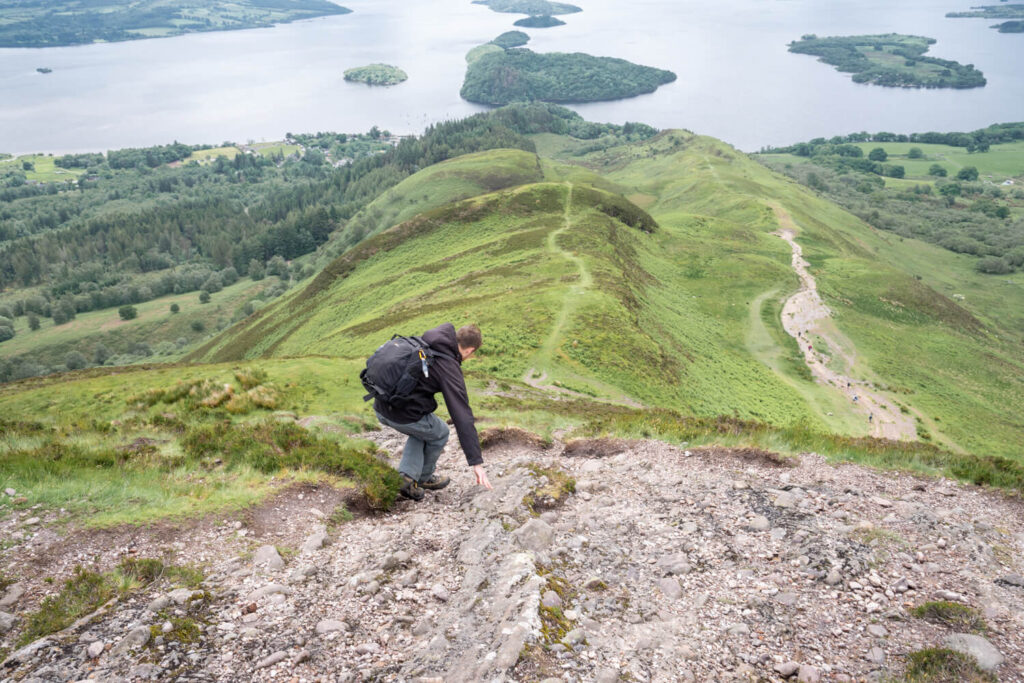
top-left (456, 324), bottom-right (482, 360)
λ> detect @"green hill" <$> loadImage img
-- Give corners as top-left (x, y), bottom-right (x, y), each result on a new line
top-left (4, 115), bottom-right (1024, 539)
top-left (189, 133), bottom-right (1024, 460)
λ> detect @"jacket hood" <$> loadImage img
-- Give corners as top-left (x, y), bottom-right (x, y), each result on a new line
top-left (423, 323), bottom-right (461, 363)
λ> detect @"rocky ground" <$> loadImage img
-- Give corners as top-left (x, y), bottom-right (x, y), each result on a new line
top-left (2, 429), bottom-right (1023, 682)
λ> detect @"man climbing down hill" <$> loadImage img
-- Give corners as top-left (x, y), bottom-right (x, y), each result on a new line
top-left (365, 323), bottom-right (493, 501)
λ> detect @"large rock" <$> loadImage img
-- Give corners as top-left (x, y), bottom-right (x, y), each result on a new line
top-left (300, 526), bottom-right (329, 554)
top-left (316, 619), bottom-right (348, 635)
top-left (0, 582), bottom-right (25, 608)
top-left (0, 611), bottom-right (16, 633)
top-left (513, 518), bottom-right (554, 552)
top-left (658, 577), bottom-right (683, 600)
top-left (943, 633), bottom-right (1004, 672)
top-left (996, 573), bottom-right (1024, 588)
top-left (253, 545), bottom-right (286, 570)
top-left (657, 553), bottom-right (692, 575)
top-left (246, 584), bottom-right (292, 602)
top-left (111, 625), bottom-right (151, 655)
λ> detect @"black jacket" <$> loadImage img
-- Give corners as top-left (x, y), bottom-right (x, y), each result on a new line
top-left (374, 323), bottom-right (483, 466)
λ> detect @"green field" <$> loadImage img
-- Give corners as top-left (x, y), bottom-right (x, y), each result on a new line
top-left (0, 278), bottom-right (275, 370)
top-left (183, 146), bottom-right (240, 164)
top-left (0, 154), bottom-right (84, 183)
top-left (249, 142), bottom-right (302, 158)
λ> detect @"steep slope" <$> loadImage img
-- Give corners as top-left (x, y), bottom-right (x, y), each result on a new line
top-left (192, 133), bottom-right (1024, 458)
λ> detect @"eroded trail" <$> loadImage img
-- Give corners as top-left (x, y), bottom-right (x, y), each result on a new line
top-left (772, 206), bottom-right (916, 440)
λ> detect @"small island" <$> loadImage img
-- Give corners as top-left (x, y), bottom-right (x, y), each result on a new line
top-left (493, 30), bottom-right (530, 48)
top-left (472, 0), bottom-right (581, 16)
top-left (36, 67), bottom-right (52, 74)
top-left (514, 15), bottom-right (565, 28)
top-left (461, 47), bottom-right (676, 105)
top-left (0, 0), bottom-right (351, 48)
top-left (344, 64), bottom-right (408, 86)
top-left (788, 34), bottom-right (986, 89)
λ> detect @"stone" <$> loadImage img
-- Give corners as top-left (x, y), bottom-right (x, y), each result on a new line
top-left (513, 518), bottom-right (555, 552)
top-left (256, 651), bottom-right (288, 669)
top-left (867, 624), bottom-right (888, 638)
top-left (148, 596), bottom-right (171, 612)
top-left (355, 642), bottom-right (380, 655)
top-left (657, 553), bottom-right (692, 575)
top-left (4, 488), bottom-right (14, 496)
top-left (867, 646), bottom-right (886, 665)
top-left (824, 569), bottom-right (843, 586)
top-left (253, 545), bottom-right (285, 570)
top-left (0, 582), bottom-right (25, 607)
top-left (541, 590), bottom-right (562, 608)
top-left (996, 573), bottom-right (1024, 588)
top-left (943, 633), bottom-right (1004, 672)
top-left (775, 592), bottom-right (799, 606)
top-left (316, 619), bottom-right (348, 635)
top-left (87, 640), bottom-right (105, 658)
top-left (430, 585), bottom-right (449, 602)
top-left (0, 611), bottom-right (16, 633)
top-left (658, 577), bottom-right (682, 601)
top-left (583, 576), bottom-right (607, 590)
top-left (129, 663), bottom-right (164, 680)
top-left (112, 625), bottom-right (151, 655)
top-left (300, 526), bottom-right (328, 554)
top-left (246, 584), bottom-right (292, 602)
top-left (23, 516), bottom-right (40, 525)
top-left (797, 665), bottom-right (821, 683)
top-left (168, 588), bottom-right (196, 604)
top-left (774, 491), bottom-right (797, 508)
top-left (383, 551), bottom-right (412, 570)
top-left (563, 628), bottom-right (585, 646)
top-left (293, 649), bottom-right (311, 664)
top-left (774, 661), bottom-right (800, 677)
top-left (727, 623), bottom-right (750, 636)
top-left (747, 515), bottom-right (770, 531)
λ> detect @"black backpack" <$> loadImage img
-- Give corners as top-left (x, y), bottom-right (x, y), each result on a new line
top-left (360, 335), bottom-right (454, 405)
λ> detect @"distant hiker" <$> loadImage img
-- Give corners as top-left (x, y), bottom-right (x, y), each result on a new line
top-left (362, 323), bottom-right (492, 501)
top-left (869, 413), bottom-right (873, 423)
top-left (853, 395), bottom-right (859, 403)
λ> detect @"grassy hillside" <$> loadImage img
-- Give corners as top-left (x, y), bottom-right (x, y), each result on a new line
top-left (192, 131), bottom-right (1024, 459)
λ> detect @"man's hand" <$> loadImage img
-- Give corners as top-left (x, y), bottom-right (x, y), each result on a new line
top-left (473, 464), bottom-right (493, 490)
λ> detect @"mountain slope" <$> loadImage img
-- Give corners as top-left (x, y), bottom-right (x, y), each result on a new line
top-left (191, 132), bottom-right (1024, 458)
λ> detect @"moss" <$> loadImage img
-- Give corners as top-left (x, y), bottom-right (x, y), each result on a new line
top-left (149, 616), bottom-right (201, 645)
top-left (900, 647), bottom-right (996, 682)
top-left (521, 463), bottom-right (575, 515)
top-left (18, 567), bottom-right (118, 646)
top-left (909, 601), bottom-right (987, 633)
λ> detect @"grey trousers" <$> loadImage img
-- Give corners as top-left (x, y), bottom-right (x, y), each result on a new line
top-left (375, 412), bottom-right (450, 481)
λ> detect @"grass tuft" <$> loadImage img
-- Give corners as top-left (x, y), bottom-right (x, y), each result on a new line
top-left (900, 647), bottom-right (996, 682)
top-left (909, 601), bottom-right (987, 633)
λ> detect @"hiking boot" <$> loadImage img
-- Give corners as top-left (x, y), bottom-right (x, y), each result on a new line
top-left (418, 474), bottom-right (450, 491)
top-left (399, 474), bottom-right (424, 501)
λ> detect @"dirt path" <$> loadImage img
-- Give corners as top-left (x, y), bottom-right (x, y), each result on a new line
top-left (522, 185), bottom-right (641, 407)
top-left (771, 206), bottom-right (917, 440)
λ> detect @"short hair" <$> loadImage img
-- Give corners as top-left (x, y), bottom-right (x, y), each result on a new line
top-left (456, 324), bottom-right (482, 351)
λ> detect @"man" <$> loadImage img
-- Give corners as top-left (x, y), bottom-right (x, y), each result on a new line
top-left (374, 323), bottom-right (493, 500)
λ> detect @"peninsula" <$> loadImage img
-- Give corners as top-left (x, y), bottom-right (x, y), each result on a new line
top-left (461, 47), bottom-right (676, 105)
top-left (344, 64), bottom-right (408, 86)
top-left (0, 0), bottom-right (351, 48)
top-left (788, 34), bottom-right (986, 89)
